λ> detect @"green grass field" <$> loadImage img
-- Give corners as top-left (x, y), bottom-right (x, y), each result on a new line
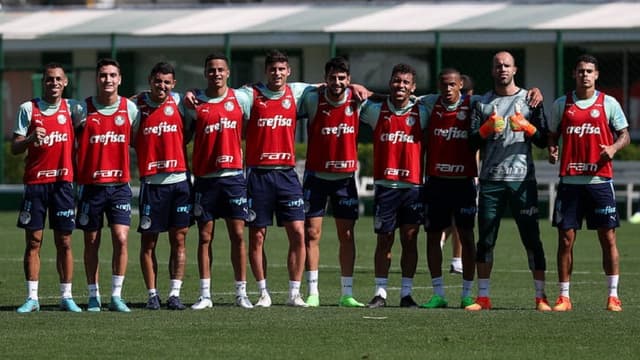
top-left (1, 212), bottom-right (639, 359)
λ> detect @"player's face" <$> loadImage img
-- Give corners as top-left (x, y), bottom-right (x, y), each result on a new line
top-left (148, 72), bottom-right (175, 103)
top-left (492, 53), bottom-right (517, 87)
top-left (265, 61), bottom-right (290, 91)
top-left (574, 61), bottom-right (599, 90)
top-left (205, 59), bottom-right (229, 91)
top-left (42, 67), bottom-right (68, 103)
top-left (389, 71), bottom-right (416, 107)
top-left (439, 73), bottom-right (462, 105)
top-left (97, 65), bottom-right (121, 96)
top-left (325, 70), bottom-right (350, 99)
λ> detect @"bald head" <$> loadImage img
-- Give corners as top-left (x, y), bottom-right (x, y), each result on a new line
top-left (492, 51), bottom-right (518, 91)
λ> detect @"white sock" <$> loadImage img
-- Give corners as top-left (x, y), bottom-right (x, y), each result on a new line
top-left (111, 275), bottom-right (124, 297)
top-left (235, 281), bottom-right (247, 297)
top-left (607, 275), bottom-right (619, 297)
top-left (559, 281), bottom-right (570, 298)
top-left (60, 282), bottom-right (72, 299)
top-left (461, 280), bottom-right (474, 298)
top-left (431, 276), bottom-right (445, 297)
top-left (88, 284), bottom-right (100, 298)
top-left (341, 276), bottom-right (354, 297)
top-left (477, 278), bottom-right (490, 297)
top-left (27, 281), bottom-right (39, 301)
top-left (451, 257), bottom-right (462, 269)
top-left (400, 277), bottom-right (413, 298)
top-left (148, 288), bottom-right (158, 298)
top-left (289, 280), bottom-right (301, 298)
top-left (257, 279), bottom-right (268, 295)
top-left (534, 279), bottom-right (546, 298)
top-left (169, 279), bottom-right (182, 297)
top-left (306, 270), bottom-right (319, 296)
top-left (374, 277), bottom-right (388, 299)
top-left (200, 278), bottom-right (211, 298)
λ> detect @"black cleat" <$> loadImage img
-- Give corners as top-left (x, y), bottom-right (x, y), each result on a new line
top-left (400, 295), bottom-right (418, 308)
top-left (167, 295), bottom-right (186, 310)
top-left (146, 295), bottom-right (161, 310)
top-left (367, 295), bottom-right (386, 308)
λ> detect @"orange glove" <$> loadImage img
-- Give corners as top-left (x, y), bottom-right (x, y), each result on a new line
top-left (509, 104), bottom-right (537, 136)
top-left (479, 105), bottom-right (505, 138)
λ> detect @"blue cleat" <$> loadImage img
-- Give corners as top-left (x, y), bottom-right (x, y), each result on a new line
top-left (17, 298), bottom-right (40, 313)
top-left (108, 296), bottom-right (131, 312)
top-left (167, 295), bottom-right (186, 310)
top-left (146, 295), bottom-right (161, 310)
top-left (60, 298), bottom-right (82, 312)
top-left (87, 296), bottom-right (102, 312)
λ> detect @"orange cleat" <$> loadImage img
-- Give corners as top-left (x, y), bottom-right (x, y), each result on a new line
top-left (536, 297), bottom-right (552, 312)
top-left (552, 296), bottom-right (573, 312)
top-left (606, 296), bottom-right (622, 312)
top-left (465, 296), bottom-right (492, 311)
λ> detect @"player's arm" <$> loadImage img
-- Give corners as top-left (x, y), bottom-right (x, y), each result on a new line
top-left (11, 102), bottom-right (41, 155)
top-left (600, 98), bottom-right (631, 162)
top-left (525, 87), bottom-right (543, 108)
top-left (600, 128), bottom-right (631, 163)
top-left (524, 104), bottom-right (548, 148)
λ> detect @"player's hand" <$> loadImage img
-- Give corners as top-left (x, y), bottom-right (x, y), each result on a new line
top-left (509, 104), bottom-right (537, 136)
top-left (29, 127), bottom-right (46, 145)
top-left (350, 83), bottom-right (372, 101)
top-left (478, 105), bottom-right (505, 138)
top-left (526, 88), bottom-right (543, 107)
top-left (183, 90), bottom-right (199, 109)
top-left (548, 145), bottom-right (559, 164)
top-left (599, 144), bottom-right (616, 163)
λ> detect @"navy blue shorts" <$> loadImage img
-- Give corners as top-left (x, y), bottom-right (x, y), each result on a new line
top-left (138, 180), bottom-right (192, 233)
top-left (424, 177), bottom-right (477, 232)
top-left (373, 185), bottom-right (424, 234)
top-left (76, 184), bottom-right (132, 230)
top-left (17, 182), bottom-right (75, 232)
top-left (193, 174), bottom-right (248, 223)
top-left (553, 182), bottom-right (620, 230)
top-left (246, 168), bottom-right (304, 227)
top-left (303, 172), bottom-right (359, 220)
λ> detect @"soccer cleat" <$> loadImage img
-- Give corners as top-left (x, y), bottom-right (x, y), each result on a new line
top-left (460, 296), bottom-right (475, 308)
top-left (60, 298), bottom-right (82, 313)
top-left (629, 212), bottom-right (640, 224)
top-left (606, 296), bottom-right (622, 312)
top-left (339, 295), bottom-right (365, 308)
top-left (87, 296), bottom-right (102, 312)
top-left (465, 296), bottom-right (492, 311)
top-left (108, 296), bottom-right (131, 312)
top-left (191, 296), bottom-right (213, 310)
top-left (420, 295), bottom-right (448, 309)
top-left (146, 295), bottom-right (161, 310)
top-left (536, 297), bottom-right (552, 312)
top-left (286, 294), bottom-right (309, 307)
top-left (235, 296), bottom-right (254, 309)
top-left (305, 294), bottom-right (320, 307)
top-left (367, 295), bottom-right (386, 308)
top-left (400, 295), bottom-right (418, 308)
top-left (254, 292), bottom-right (272, 308)
top-left (17, 298), bottom-right (40, 313)
top-left (167, 295), bottom-right (186, 310)
top-left (552, 296), bottom-right (572, 312)
top-left (449, 264), bottom-right (463, 275)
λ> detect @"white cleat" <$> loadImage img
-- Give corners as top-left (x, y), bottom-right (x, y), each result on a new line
top-left (286, 294), bottom-right (309, 308)
top-left (235, 295), bottom-right (254, 309)
top-left (254, 292), bottom-right (272, 308)
top-left (191, 296), bottom-right (213, 310)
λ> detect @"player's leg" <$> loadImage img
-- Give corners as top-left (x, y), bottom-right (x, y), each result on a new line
top-left (18, 229), bottom-right (43, 313)
top-left (140, 232), bottom-right (160, 309)
top-left (106, 184), bottom-right (132, 312)
top-left (598, 228), bottom-right (622, 311)
top-left (167, 226), bottom-right (188, 310)
top-left (450, 227), bottom-right (463, 274)
top-left (423, 178), bottom-right (451, 308)
top-left (304, 216), bottom-right (323, 306)
top-left (192, 177), bottom-right (216, 310)
top-left (225, 218), bottom-right (252, 308)
top-left (399, 223), bottom-right (419, 308)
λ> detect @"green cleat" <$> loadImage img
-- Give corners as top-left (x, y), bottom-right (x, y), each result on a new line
top-left (420, 295), bottom-right (448, 309)
top-left (460, 296), bottom-right (475, 308)
top-left (17, 298), bottom-right (40, 313)
top-left (108, 296), bottom-right (131, 312)
top-left (339, 295), bottom-right (365, 308)
top-left (305, 294), bottom-right (320, 307)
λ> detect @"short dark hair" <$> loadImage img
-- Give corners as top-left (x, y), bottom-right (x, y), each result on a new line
top-left (204, 52), bottom-right (229, 68)
top-left (439, 67), bottom-right (460, 78)
top-left (265, 49), bottom-right (288, 68)
top-left (391, 63), bottom-right (416, 80)
top-left (96, 58), bottom-right (121, 74)
top-left (575, 54), bottom-right (598, 70)
top-left (149, 62), bottom-right (175, 77)
top-left (42, 62), bottom-right (65, 78)
top-left (461, 74), bottom-right (474, 93)
top-left (324, 56), bottom-right (350, 76)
